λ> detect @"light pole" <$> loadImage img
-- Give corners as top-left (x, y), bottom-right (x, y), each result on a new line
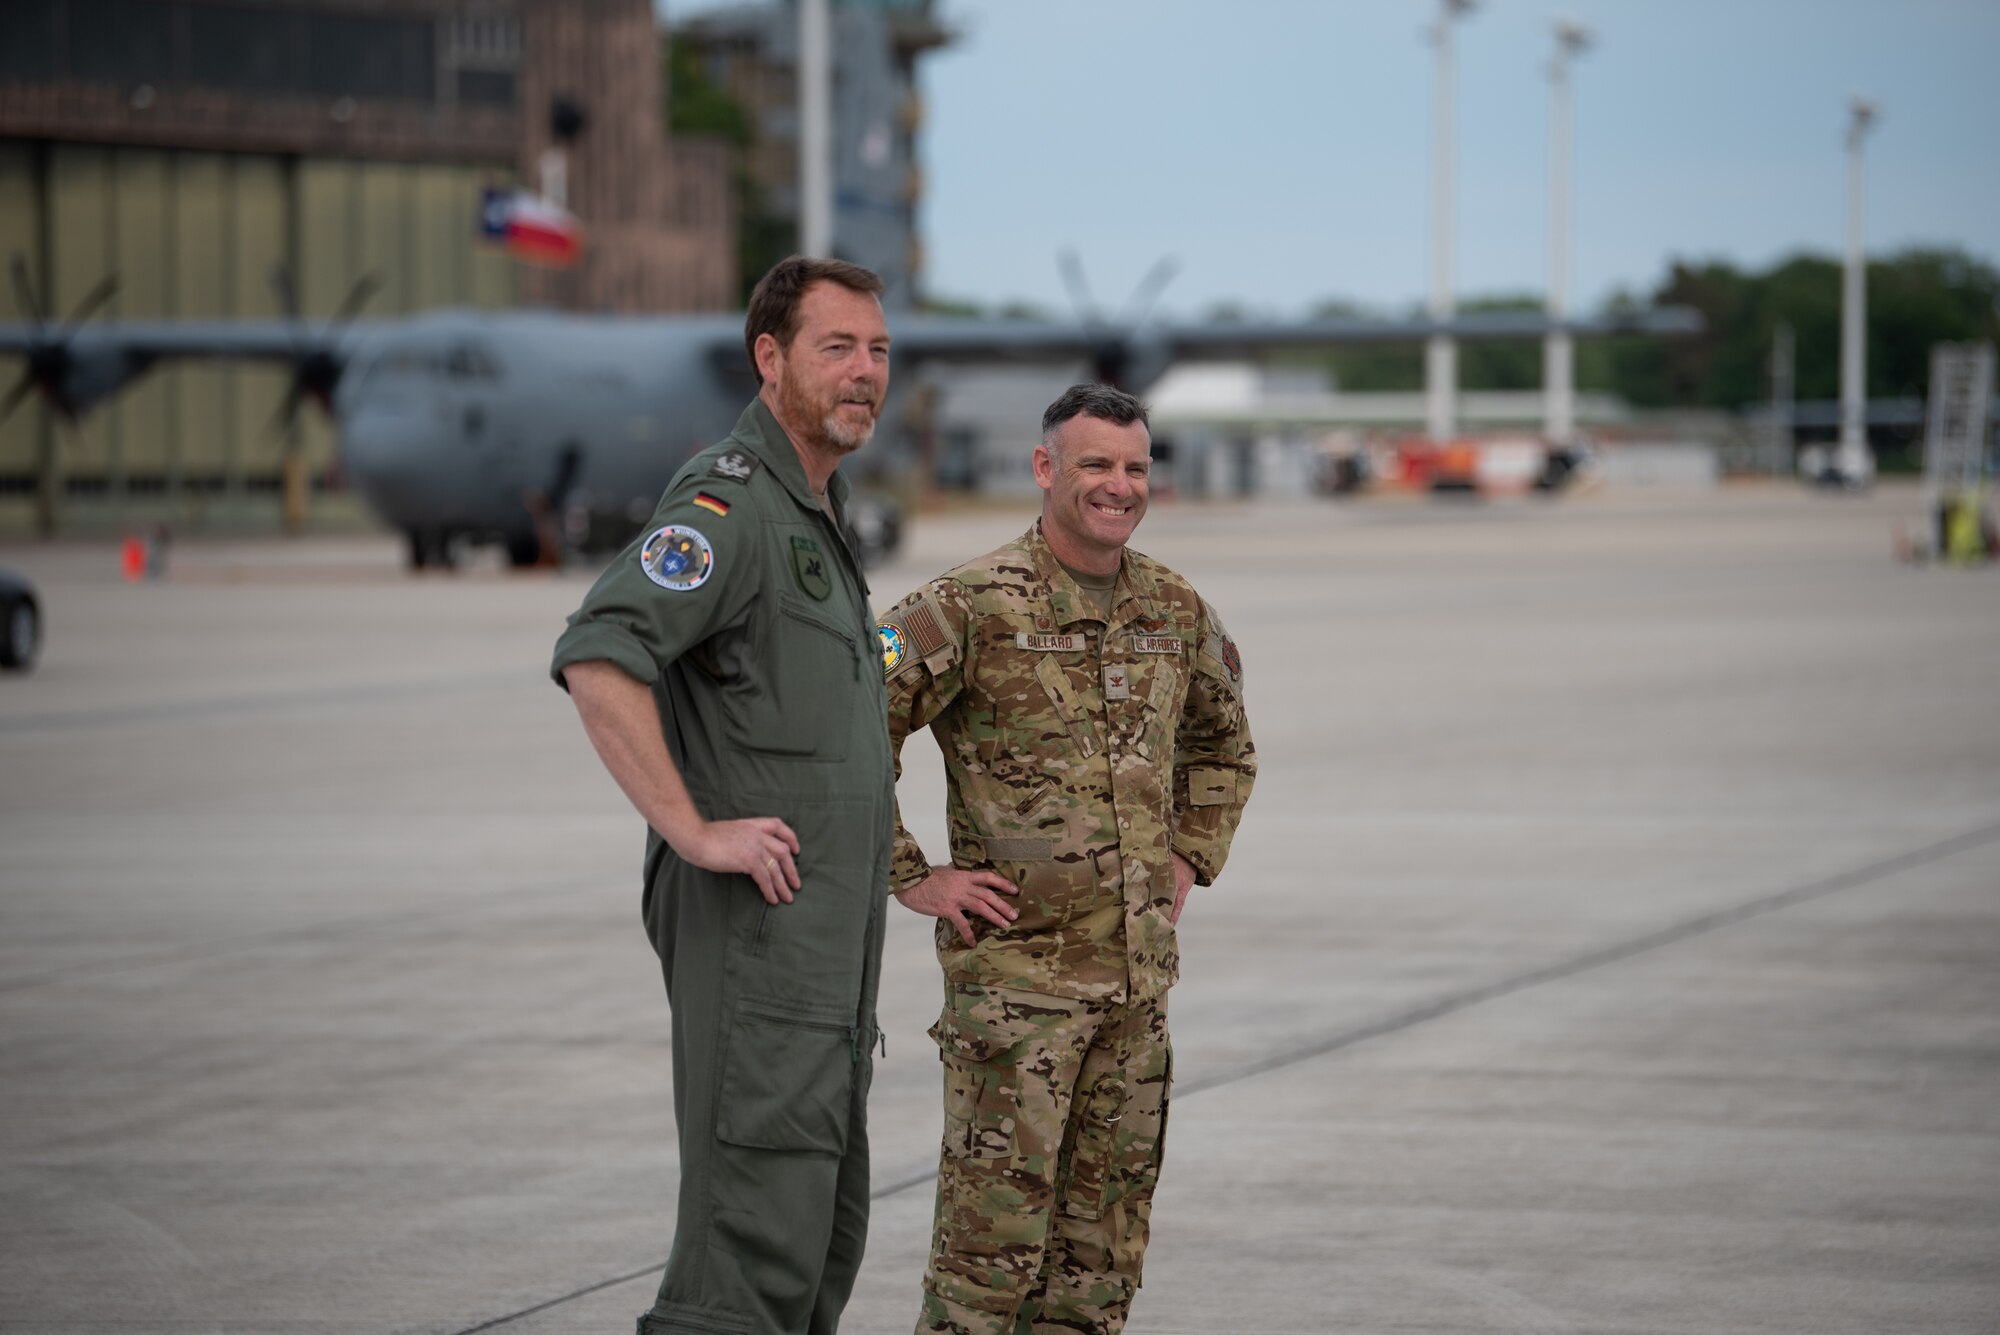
top-left (798, 0), bottom-right (833, 258)
top-left (1838, 96), bottom-right (1877, 479)
top-left (1544, 19), bottom-right (1590, 448)
top-left (1425, 0), bottom-right (1476, 444)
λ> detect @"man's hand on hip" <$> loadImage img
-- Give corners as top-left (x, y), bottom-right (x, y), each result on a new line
top-left (1170, 851), bottom-right (1198, 924)
top-left (895, 867), bottom-right (1019, 946)
top-left (680, 818), bottom-right (802, 906)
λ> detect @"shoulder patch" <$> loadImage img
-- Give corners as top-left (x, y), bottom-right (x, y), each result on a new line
top-left (878, 622), bottom-right (908, 676)
top-left (707, 447), bottom-right (761, 483)
top-left (1199, 603), bottom-right (1243, 686)
top-left (880, 588), bottom-right (958, 680)
top-left (901, 592), bottom-right (954, 662)
top-left (640, 524), bottom-right (715, 591)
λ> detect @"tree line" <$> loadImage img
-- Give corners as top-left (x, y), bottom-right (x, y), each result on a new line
top-left (1305, 248), bottom-right (2000, 410)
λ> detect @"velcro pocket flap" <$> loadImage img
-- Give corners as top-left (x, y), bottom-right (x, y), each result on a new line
top-left (927, 983), bottom-right (1068, 1064)
top-left (716, 1002), bottom-right (854, 1154)
top-left (1187, 766), bottom-right (1235, 807)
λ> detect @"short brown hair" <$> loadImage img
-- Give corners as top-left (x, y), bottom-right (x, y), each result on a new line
top-left (1041, 383), bottom-right (1149, 443)
top-left (744, 256), bottom-right (886, 384)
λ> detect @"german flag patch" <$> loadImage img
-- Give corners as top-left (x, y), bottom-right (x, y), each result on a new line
top-left (692, 492), bottom-right (731, 518)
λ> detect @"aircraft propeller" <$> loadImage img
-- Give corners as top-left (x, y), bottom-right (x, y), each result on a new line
top-left (266, 265), bottom-right (380, 434)
top-left (1057, 248), bottom-right (1178, 388)
top-left (1, 255), bottom-right (120, 426)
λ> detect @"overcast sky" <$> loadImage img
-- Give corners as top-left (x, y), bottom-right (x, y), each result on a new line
top-left (663, 1), bottom-right (2000, 319)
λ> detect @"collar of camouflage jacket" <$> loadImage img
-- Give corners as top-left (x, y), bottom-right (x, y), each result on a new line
top-left (1024, 520), bottom-right (1162, 634)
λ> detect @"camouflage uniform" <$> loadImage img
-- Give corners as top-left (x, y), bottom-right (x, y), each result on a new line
top-left (879, 521), bottom-right (1255, 1334)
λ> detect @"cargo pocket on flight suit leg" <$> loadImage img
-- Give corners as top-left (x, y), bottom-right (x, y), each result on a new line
top-left (715, 1002), bottom-right (855, 1153)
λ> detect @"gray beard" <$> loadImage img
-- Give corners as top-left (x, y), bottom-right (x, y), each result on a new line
top-left (820, 407), bottom-right (876, 453)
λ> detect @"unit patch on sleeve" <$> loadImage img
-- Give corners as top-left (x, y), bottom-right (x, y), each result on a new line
top-left (789, 535), bottom-right (831, 600)
top-left (707, 447), bottom-right (761, 483)
top-left (1201, 604), bottom-right (1244, 686)
top-left (878, 622), bottom-right (907, 675)
top-left (639, 524), bottom-right (714, 591)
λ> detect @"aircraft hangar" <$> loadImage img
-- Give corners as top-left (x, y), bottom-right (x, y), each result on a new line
top-left (0, 0), bottom-right (737, 536)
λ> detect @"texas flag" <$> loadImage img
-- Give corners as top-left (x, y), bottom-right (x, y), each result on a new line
top-left (480, 188), bottom-right (583, 268)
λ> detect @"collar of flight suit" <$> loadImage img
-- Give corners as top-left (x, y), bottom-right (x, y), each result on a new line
top-left (731, 398), bottom-right (854, 517)
top-left (1024, 519), bottom-right (1161, 636)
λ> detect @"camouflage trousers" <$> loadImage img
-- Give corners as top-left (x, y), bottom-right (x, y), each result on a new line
top-left (917, 983), bottom-right (1172, 1335)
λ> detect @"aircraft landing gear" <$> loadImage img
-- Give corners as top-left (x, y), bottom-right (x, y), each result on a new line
top-left (504, 531), bottom-right (543, 569)
top-left (406, 529), bottom-right (457, 571)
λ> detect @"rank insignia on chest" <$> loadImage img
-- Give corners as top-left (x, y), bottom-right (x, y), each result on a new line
top-left (1016, 631), bottom-right (1083, 652)
top-left (790, 535), bottom-right (832, 600)
top-left (1103, 664), bottom-right (1132, 700)
top-left (639, 524), bottom-right (714, 591)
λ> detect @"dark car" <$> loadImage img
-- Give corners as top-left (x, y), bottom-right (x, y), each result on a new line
top-left (0, 567), bottom-right (40, 672)
top-left (847, 489), bottom-right (903, 568)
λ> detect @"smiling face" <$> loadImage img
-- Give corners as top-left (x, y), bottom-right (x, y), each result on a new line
top-left (758, 280), bottom-right (891, 459)
top-left (1033, 412), bottom-right (1152, 574)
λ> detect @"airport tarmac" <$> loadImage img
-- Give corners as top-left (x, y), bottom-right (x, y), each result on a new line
top-left (1, 482), bottom-right (1996, 1335)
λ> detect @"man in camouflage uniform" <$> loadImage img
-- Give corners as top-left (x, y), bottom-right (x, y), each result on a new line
top-left (878, 383), bottom-right (1257, 1334)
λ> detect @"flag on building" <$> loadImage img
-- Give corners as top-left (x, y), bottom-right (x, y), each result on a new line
top-left (480, 188), bottom-right (583, 268)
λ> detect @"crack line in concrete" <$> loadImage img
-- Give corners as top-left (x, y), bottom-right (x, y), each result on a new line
top-left (442, 814), bottom-right (2000, 1334)
top-left (0, 669), bottom-right (532, 737)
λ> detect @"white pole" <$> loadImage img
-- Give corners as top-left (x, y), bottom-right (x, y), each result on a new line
top-left (1544, 21), bottom-right (1589, 447)
top-left (1425, 0), bottom-right (1475, 444)
top-left (1838, 96), bottom-right (1876, 470)
top-left (799, 0), bottom-right (833, 258)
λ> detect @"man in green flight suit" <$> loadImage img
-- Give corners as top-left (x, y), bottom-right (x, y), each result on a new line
top-left (878, 383), bottom-right (1258, 1334)
top-left (552, 257), bottom-right (897, 1335)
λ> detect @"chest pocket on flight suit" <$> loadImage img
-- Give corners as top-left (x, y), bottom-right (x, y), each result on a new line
top-left (737, 594), bottom-right (860, 760)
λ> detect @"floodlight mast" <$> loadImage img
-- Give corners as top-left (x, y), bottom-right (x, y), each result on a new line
top-left (1425, 0), bottom-right (1476, 444)
top-left (799, 0), bottom-right (833, 258)
top-left (1838, 96), bottom-right (1877, 471)
top-left (1544, 20), bottom-right (1591, 448)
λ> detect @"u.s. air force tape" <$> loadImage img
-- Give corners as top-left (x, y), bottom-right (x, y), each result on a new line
top-left (639, 524), bottom-right (713, 591)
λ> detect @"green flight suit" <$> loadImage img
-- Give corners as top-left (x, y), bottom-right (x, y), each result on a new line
top-left (551, 399), bottom-right (896, 1335)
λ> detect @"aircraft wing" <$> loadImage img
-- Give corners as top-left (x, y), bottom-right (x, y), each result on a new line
top-left (887, 315), bottom-right (1103, 365)
top-left (0, 321), bottom-right (386, 361)
top-left (886, 306), bottom-right (1702, 391)
top-left (1160, 306), bottom-right (1703, 359)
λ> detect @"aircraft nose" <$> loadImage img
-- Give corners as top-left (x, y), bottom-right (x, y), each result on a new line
top-left (338, 417), bottom-right (454, 528)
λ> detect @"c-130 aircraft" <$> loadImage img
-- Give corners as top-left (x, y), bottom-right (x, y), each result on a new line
top-left (0, 258), bottom-right (1698, 568)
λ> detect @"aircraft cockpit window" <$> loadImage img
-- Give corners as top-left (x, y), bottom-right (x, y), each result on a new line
top-left (377, 350), bottom-right (441, 378)
top-left (446, 343), bottom-right (500, 380)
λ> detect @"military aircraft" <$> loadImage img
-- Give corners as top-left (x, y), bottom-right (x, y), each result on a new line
top-left (0, 258), bottom-right (1699, 568)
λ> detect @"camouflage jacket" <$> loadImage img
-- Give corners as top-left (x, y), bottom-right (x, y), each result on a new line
top-left (879, 521), bottom-right (1256, 1002)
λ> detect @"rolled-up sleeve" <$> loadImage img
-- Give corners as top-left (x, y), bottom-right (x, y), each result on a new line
top-left (551, 477), bottom-right (759, 691)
